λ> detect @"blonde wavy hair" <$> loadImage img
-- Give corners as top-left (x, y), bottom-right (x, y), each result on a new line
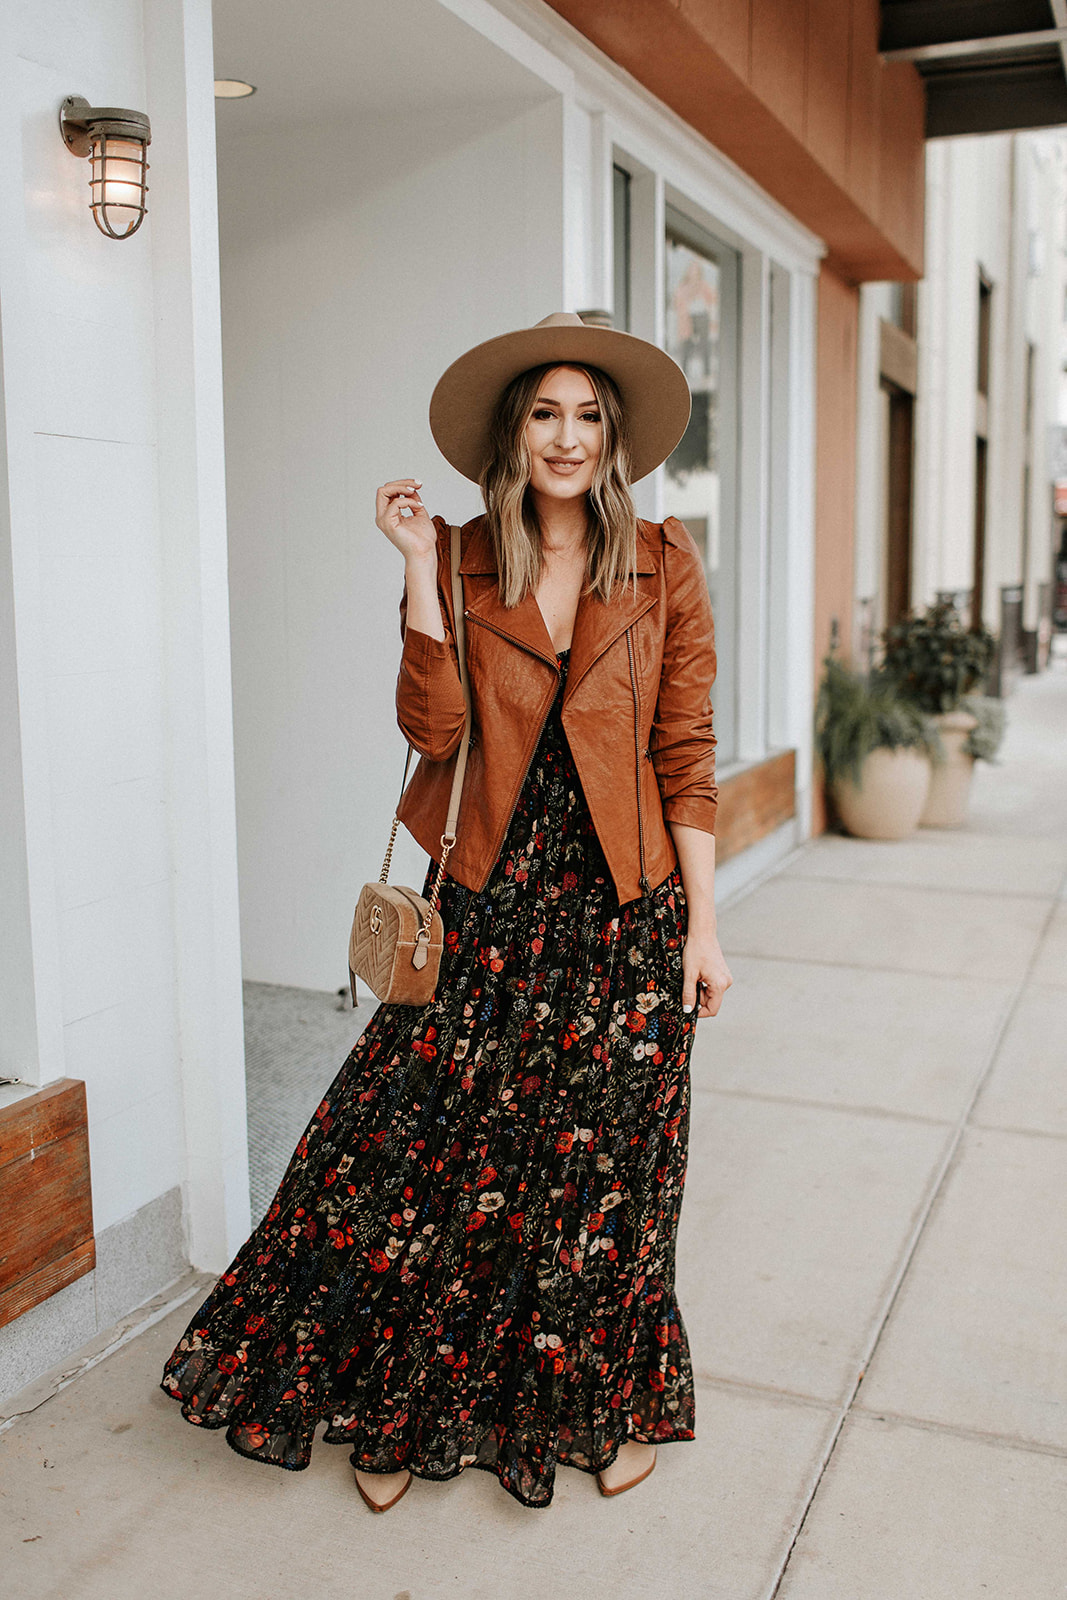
top-left (478, 362), bottom-right (639, 608)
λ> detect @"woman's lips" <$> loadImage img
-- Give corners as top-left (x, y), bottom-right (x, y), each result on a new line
top-left (544, 458), bottom-right (583, 474)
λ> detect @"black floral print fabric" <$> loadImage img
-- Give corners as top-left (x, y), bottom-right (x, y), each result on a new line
top-left (159, 648), bottom-right (697, 1508)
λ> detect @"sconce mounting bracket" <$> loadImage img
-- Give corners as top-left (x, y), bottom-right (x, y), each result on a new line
top-left (59, 95), bottom-right (152, 158)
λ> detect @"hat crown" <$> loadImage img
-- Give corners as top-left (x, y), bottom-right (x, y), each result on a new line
top-left (533, 311), bottom-right (585, 330)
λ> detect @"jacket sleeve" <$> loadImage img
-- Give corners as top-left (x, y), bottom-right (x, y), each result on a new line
top-left (395, 515), bottom-right (468, 761)
top-left (649, 516), bottom-right (718, 835)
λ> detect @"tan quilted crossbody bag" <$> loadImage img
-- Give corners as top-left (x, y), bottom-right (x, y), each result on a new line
top-left (348, 523), bottom-right (472, 1007)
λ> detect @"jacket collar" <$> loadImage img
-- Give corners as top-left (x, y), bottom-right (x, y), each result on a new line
top-left (457, 515), bottom-right (659, 695)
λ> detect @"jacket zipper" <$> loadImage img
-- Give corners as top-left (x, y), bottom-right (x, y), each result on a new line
top-left (462, 609), bottom-right (560, 673)
top-left (626, 626), bottom-right (651, 897)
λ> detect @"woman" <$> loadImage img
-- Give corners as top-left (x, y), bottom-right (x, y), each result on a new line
top-left (159, 311), bottom-right (732, 1512)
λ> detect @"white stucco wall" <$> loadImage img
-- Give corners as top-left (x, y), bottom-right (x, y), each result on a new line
top-left (0, 0), bottom-right (248, 1270)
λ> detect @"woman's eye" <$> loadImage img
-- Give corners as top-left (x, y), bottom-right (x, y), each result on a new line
top-left (532, 409), bottom-right (554, 420)
top-left (581, 412), bottom-right (601, 423)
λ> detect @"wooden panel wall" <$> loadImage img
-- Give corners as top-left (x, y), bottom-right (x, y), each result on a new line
top-left (0, 1080), bottom-right (94, 1330)
top-left (545, 0), bottom-right (926, 282)
top-left (715, 749), bottom-right (797, 862)
top-left (812, 264), bottom-right (860, 834)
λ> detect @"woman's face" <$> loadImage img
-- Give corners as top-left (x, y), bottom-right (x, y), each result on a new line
top-left (523, 366), bottom-right (602, 505)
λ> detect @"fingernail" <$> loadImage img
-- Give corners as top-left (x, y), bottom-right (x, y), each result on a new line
top-left (683, 1004), bottom-right (693, 1014)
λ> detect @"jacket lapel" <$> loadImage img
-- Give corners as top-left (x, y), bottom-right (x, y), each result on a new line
top-left (457, 515), bottom-right (661, 684)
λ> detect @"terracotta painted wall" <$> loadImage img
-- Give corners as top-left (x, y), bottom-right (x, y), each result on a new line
top-left (812, 265), bottom-right (860, 832)
top-left (546, 0), bottom-right (926, 282)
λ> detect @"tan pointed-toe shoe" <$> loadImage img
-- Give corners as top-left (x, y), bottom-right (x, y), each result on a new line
top-left (354, 1467), bottom-right (413, 1512)
top-left (597, 1442), bottom-right (657, 1497)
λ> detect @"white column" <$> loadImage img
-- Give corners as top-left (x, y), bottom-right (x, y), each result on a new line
top-left (144, 0), bottom-right (250, 1268)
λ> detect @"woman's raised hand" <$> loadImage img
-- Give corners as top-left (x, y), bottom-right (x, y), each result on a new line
top-left (376, 479), bottom-right (437, 565)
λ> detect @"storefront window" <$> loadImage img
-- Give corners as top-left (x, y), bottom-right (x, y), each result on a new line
top-left (662, 204), bottom-right (740, 764)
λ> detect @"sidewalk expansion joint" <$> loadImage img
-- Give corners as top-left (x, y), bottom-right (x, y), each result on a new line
top-left (848, 1404), bottom-right (1067, 1460)
top-left (690, 1081), bottom-right (958, 1128)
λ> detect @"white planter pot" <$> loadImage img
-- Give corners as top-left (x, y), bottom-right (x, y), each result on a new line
top-left (920, 709), bottom-right (978, 829)
top-left (831, 746), bottom-right (932, 840)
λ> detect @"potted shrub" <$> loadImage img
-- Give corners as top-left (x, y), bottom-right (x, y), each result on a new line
top-left (879, 600), bottom-right (999, 827)
top-left (815, 656), bottom-right (938, 840)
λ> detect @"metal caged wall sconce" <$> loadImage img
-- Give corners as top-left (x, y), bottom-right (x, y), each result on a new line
top-left (59, 95), bottom-right (152, 240)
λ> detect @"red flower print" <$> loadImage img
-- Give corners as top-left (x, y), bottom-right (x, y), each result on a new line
top-left (556, 1132), bottom-right (574, 1153)
top-left (368, 1249), bottom-right (390, 1272)
top-left (217, 1353), bottom-right (239, 1374)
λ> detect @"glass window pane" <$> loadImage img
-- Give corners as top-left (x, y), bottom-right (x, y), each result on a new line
top-left (662, 204), bottom-right (740, 765)
top-left (612, 165), bottom-right (631, 332)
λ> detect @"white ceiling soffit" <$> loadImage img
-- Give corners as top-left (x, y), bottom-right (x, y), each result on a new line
top-left (212, 0), bottom-right (558, 137)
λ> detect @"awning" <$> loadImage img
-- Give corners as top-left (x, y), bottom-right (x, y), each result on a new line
top-left (881, 1), bottom-right (1067, 135)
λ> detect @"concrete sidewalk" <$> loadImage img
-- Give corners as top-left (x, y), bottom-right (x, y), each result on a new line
top-left (3, 661), bottom-right (1066, 1600)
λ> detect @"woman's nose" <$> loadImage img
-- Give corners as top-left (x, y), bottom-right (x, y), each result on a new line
top-left (554, 414), bottom-right (580, 449)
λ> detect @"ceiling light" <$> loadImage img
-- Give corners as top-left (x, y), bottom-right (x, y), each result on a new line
top-left (214, 80), bottom-right (256, 99)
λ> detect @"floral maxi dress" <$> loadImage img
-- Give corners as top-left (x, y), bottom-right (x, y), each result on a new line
top-left (160, 647), bottom-right (698, 1508)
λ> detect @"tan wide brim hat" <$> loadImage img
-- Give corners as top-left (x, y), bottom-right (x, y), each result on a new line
top-left (428, 311), bottom-right (692, 485)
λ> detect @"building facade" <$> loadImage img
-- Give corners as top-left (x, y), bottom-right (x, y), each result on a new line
top-left (4, 0), bottom-right (1058, 1404)
top-left (855, 130), bottom-right (1067, 684)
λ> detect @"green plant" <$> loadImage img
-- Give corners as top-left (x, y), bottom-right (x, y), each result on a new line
top-left (815, 655), bottom-right (937, 787)
top-left (880, 599), bottom-right (996, 713)
top-left (959, 692), bottom-right (1007, 762)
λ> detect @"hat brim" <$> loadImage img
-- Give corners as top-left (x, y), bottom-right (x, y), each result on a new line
top-left (428, 322), bottom-right (692, 485)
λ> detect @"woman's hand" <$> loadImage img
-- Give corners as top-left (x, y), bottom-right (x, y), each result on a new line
top-left (375, 478), bottom-right (437, 565)
top-left (681, 925), bottom-right (732, 1018)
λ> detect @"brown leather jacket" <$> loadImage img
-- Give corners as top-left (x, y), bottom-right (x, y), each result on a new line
top-left (394, 512), bottom-right (717, 906)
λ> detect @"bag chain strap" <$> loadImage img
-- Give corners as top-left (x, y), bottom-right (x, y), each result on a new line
top-left (381, 523), bottom-right (473, 946)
